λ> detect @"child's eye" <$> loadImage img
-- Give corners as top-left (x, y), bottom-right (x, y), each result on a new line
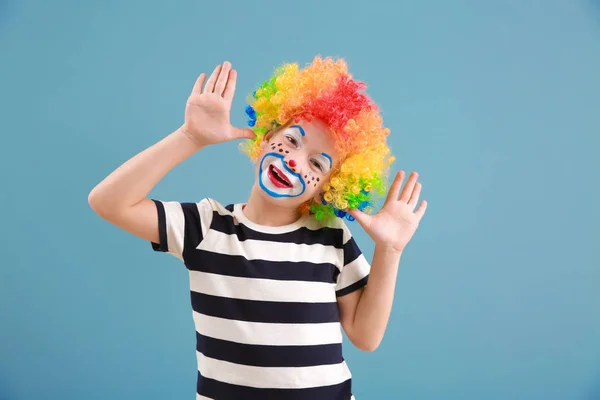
top-left (286, 136), bottom-right (298, 147)
top-left (311, 160), bottom-right (323, 171)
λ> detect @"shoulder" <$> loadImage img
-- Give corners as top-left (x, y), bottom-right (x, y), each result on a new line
top-left (162, 197), bottom-right (230, 230)
top-left (303, 214), bottom-right (354, 246)
top-left (196, 197), bottom-right (246, 227)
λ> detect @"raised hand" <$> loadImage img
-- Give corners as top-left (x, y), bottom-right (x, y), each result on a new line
top-left (348, 171), bottom-right (427, 253)
top-left (181, 62), bottom-right (255, 147)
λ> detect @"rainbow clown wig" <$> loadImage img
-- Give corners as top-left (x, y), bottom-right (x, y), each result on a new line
top-left (240, 56), bottom-right (395, 222)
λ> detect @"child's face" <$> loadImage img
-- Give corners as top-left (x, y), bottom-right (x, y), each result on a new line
top-left (255, 119), bottom-right (338, 208)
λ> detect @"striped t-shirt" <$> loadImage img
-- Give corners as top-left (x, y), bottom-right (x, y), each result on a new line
top-left (151, 198), bottom-right (370, 400)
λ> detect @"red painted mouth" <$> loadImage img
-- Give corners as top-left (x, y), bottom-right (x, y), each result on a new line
top-left (268, 164), bottom-right (292, 188)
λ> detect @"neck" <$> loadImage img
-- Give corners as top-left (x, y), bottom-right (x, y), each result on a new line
top-left (243, 183), bottom-right (303, 227)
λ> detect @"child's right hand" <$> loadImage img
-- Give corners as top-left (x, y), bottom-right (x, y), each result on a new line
top-left (181, 61), bottom-right (255, 148)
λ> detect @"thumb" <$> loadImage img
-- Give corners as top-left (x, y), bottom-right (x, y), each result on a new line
top-left (347, 208), bottom-right (371, 230)
top-left (231, 127), bottom-right (256, 140)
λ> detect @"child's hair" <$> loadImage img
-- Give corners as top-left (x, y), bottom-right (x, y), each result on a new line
top-left (240, 56), bottom-right (395, 222)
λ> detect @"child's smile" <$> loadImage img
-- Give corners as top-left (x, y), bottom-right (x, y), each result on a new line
top-left (268, 164), bottom-right (292, 188)
top-left (258, 153), bottom-right (306, 198)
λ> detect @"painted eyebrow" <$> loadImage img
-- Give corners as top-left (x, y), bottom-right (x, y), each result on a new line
top-left (321, 152), bottom-right (332, 169)
top-left (290, 125), bottom-right (306, 136)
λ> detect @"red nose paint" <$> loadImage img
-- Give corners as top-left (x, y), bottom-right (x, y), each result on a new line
top-left (288, 159), bottom-right (297, 167)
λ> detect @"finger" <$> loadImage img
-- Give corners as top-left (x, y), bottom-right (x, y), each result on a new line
top-left (384, 171), bottom-right (405, 207)
top-left (347, 208), bottom-right (372, 229)
top-left (408, 182), bottom-right (421, 207)
top-left (231, 127), bottom-right (255, 140)
top-left (415, 200), bottom-right (428, 219)
top-left (215, 61), bottom-right (232, 95)
top-left (191, 73), bottom-right (207, 95)
top-left (399, 172), bottom-right (419, 202)
top-left (223, 68), bottom-right (237, 105)
top-left (204, 64), bottom-right (222, 93)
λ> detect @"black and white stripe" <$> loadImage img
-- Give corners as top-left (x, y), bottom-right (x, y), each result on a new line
top-left (196, 372), bottom-right (355, 400)
top-left (151, 198), bottom-right (370, 399)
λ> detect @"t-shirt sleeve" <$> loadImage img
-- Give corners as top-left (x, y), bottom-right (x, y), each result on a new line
top-left (150, 198), bottom-right (213, 261)
top-left (335, 222), bottom-right (371, 297)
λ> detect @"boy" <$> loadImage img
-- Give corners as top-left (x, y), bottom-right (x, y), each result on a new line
top-left (88, 57), bottom-right (427, 400)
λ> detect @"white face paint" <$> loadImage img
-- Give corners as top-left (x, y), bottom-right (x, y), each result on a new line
top-left (282, 125), bottom-right (332, 174)
top-left (258, 153), bottom-right (306, 198)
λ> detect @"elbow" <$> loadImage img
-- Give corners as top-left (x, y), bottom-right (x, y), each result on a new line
top-left (358, 341), bottom-right (381, 353)
top-left (88, 188), bottom-right (103, 213)
top-left (351, 336), bottom-right (382, 353)
top-left (345, 322), bottom-right (384, 352)
top-left (88, 187), bottom-right (111, 217)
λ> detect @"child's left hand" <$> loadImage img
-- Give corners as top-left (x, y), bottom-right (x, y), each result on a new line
top-left (348, 171), bottom-right (427, 254)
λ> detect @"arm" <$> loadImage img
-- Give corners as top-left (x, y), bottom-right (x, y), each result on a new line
top-left (88, 61), bottom-right (253, 242)
top-left (88, 129), bottom-right (202, 243)
top-left (339, 170), bottom-right (427, 351)
top-left (337, 245), bottom-right (401, 352)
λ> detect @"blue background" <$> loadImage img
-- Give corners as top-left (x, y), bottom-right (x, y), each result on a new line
top-left (1, 0), bottom-right (599, 399)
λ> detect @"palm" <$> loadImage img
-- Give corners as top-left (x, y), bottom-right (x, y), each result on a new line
top-left (185, 95), bottom-right (232, 143)
top-left (183, 62), bottom-right (253, 146)
top-left (349, 171), bottom-right (427, 253)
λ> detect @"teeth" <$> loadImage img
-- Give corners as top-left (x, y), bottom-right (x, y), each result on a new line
top-left (272, 165), bottom-right (289, 186)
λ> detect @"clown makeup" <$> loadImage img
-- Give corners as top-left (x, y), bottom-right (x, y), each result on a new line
top-left (283, 125), bottom-right (333, 175)
top-left (258, 152), bottom-right (306, 198)
top-left (259, 122), bottom-right (336, 198)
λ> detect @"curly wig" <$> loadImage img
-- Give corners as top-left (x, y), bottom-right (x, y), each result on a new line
top-left (240, 56), bottom-right (395, 222)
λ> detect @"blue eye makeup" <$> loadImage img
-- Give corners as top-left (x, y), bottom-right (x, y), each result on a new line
top-left (321, 153), bottom-right (332, 168)
top-left (311, 153), bottom-right (332, 173)
top-left (284, 127), bottom-right (304, 148)
top-left (290, 125), bottom-right (306, 136)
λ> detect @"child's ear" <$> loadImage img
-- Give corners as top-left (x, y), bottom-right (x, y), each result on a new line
top-left (259, 130), bottom-right (275, 151)
top-left (263, 130), bottom-right (275, 143)
top-left (260, 123), bottom-right (286, 148)
top-left (312, 191), bottom-right (324, 205)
